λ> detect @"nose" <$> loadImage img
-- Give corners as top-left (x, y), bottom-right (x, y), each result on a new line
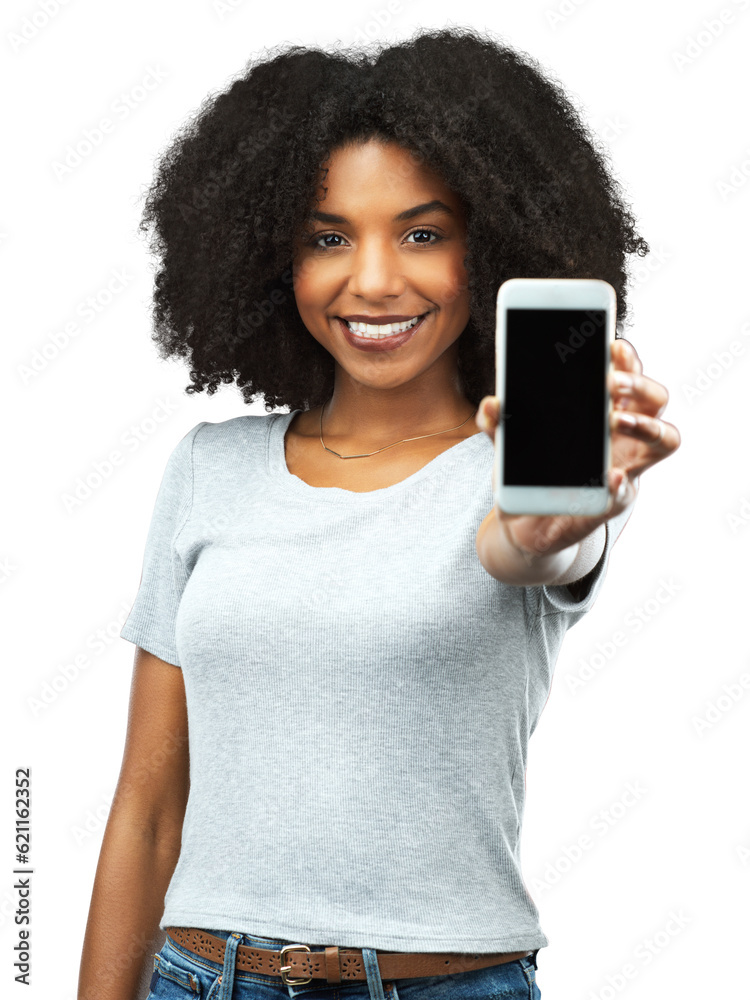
top-left (345, 239), bottom-right (408, 301)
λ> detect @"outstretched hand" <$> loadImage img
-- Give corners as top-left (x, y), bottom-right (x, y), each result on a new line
top-left (475, 337), bottom-right (681, 561)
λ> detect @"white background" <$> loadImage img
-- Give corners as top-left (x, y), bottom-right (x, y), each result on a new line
top-left (3, 0), bottom-right (748, 997)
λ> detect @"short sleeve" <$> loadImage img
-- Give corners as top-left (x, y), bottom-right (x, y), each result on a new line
top-left (119, 423), bottom-right (206, 666)
top-left (535, 500), bottom-right (635, 626)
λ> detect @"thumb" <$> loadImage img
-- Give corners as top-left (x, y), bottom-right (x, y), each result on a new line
top-left (476, 396), bottom-right (501, 441)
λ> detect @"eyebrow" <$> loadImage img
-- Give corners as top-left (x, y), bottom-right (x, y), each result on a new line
top-left (308, 199), bottom-right (456, 225)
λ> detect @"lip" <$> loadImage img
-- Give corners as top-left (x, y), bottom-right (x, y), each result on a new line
top-left (341, 314), bottom-right (425, 323)
top-left (337, 313), bottom-right (431, 353)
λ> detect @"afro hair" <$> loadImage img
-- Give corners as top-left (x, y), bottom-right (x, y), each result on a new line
top-left (138, 25), bottom-right (648, 411)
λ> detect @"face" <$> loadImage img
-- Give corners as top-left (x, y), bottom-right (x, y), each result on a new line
top-left (291, 139), bottom-right (471, 393)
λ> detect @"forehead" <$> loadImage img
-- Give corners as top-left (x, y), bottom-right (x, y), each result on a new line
top-left (308, 139), bottom-right (463, 217)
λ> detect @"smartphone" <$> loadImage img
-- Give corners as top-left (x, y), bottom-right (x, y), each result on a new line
top-left (494, 277), bottom-right (617, 516)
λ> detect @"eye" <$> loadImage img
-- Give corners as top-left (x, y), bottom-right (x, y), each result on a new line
top-left (405, 228), bottom-right (443, 244)
top-left (307, 232), bottom-right (347, 250)
top-left (304, 226), bottom-right (445, 251)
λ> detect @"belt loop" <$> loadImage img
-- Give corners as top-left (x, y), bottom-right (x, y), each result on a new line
top-left (325, 946), bottom-right (341, 984)
top-left (217, 932), bottom-right (242, 1000)
top-left (531, 948), bottom-right (539, 970)
top-left (361, 948), bottom-right (386, 1000)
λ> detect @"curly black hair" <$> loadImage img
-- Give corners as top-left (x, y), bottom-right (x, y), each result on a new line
top-left (139, 25), bottom-right (648, 412)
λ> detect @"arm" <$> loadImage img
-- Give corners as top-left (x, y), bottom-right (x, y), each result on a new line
top-left (77, 648), bottom-right (190, 1000)
top-left (476, 508), bottom-right (608, 587)
top-left (475, 507), bottom-right (607, 587)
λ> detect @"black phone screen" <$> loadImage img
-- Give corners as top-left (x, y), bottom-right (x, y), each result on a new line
top-left (503, 308), bottom-right (607, 487)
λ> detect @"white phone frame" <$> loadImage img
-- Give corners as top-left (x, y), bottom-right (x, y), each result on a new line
top-left (493, 277), bottom-right (617, 516)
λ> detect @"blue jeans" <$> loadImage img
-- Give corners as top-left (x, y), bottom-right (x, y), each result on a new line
top-left (147, 928), bottom-right (541, 999)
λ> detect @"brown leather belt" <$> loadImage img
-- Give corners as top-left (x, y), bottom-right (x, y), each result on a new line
top-left (166, 927), bottom-right (532, 986)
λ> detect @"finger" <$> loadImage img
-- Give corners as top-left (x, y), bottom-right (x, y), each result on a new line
top-left (611, 411), bottom-right (682, 465)
top-left (608, 465), bottom-right (627, 504)
top-left (476, 396), bottom-right (500, 439)
top-left (605, 466), bottom-right (639, 515)
top-left (608, 369), bottom-right (670, 418)
top-left (611, 337), bottom-right (643, 376)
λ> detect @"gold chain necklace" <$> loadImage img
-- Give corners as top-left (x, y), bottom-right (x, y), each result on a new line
top-left (319, 397), bottom-right (479, 460)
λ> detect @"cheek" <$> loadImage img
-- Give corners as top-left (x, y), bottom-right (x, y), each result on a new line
top-left (292, 255), bottom-right (328, 308)
top-left (430, 255), bottom-right (470, 313)
top-left (435, 275), bottom-right (470, 315)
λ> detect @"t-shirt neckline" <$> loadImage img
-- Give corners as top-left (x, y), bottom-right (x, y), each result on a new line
top-left (266, 409), bottom-right (489, 503)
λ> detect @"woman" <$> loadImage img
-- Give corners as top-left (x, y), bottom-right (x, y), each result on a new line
top-left (78, 27), bottom-right (679, 1000)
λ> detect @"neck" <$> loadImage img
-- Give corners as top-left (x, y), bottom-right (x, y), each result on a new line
top-left (320, 376), bottom-right (476, 450)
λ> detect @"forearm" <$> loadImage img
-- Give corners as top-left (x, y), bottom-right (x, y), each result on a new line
top-left (475, 509), bottom-right (606, 586)
top-left (77, 806), bottom-right (182, 1000)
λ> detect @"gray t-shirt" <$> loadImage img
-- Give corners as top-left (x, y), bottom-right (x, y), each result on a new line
top-left (119, 411), bottom-right (631, 953)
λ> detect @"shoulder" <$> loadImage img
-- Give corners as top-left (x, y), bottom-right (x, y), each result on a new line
top-left (173, 413), bottom-right (282, 472)
top-left (188, 412), bottom-right (278, 449)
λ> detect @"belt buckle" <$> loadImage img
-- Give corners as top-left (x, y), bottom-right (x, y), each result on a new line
top-left (279, 944), bottom-right (312, 985)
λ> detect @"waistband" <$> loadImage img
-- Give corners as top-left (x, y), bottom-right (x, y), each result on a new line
top-left (165, 927), bottom-right (536, 986)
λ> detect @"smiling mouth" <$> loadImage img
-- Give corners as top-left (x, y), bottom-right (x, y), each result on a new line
top-left (339, 314), bottom-right (429, 339)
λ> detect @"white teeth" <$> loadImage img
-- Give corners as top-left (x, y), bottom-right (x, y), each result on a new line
top-left (345, 315), bottom-right (423, 338)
